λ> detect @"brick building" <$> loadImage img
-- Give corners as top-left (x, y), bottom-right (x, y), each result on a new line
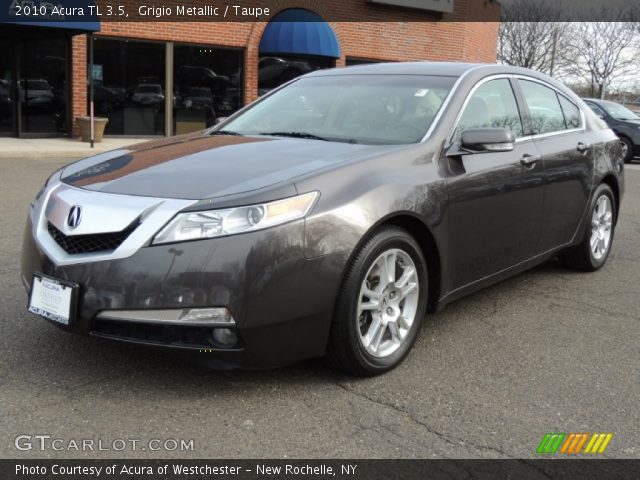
top-left (0, 0), bottom-right (500, 138)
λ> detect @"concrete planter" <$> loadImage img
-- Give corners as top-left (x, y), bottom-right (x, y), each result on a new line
top-left (77, 116), bottom-right (109, 143)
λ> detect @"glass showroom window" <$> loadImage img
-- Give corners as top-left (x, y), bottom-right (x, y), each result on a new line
top-left (92, 38), bottom-right (166, 135)
top-left (0, 38), bottom-right (14, 136)
top-left (173, 44), bottom-right (244, 134)
top-left (258, 54), bottom-right (334, 96)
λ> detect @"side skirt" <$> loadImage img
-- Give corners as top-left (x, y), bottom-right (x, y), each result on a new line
top-left (435, 243), bottom-right (572, 311)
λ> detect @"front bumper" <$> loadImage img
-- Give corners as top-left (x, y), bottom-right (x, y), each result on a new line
top-left (21, 218), bottom-right (347, 368)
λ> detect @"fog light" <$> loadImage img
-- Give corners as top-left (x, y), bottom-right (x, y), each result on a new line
top-left (211, 328), bottom-right (238, 348)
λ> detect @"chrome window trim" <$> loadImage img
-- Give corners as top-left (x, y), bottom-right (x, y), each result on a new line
top-left (445, 73), bottom-right (587, 147)
top-left (517, 76), bottom-right (586, 137)
top-left (514, 127), bottom-right (585, 143)
top-left (420, 64), bottom-right (488, 142)
top-left (445, 74), bottom-right (523, 146)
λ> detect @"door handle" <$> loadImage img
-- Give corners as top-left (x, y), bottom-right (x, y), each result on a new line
top-left (520, 154), bottom-right (541, 167)
top-left (577, 142), bottom-right (591, 153)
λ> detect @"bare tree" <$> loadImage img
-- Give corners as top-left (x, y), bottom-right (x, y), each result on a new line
top-left (563, 15), bottom-right (639, 98)
top-left (498, 0), bottom-right (567, 76)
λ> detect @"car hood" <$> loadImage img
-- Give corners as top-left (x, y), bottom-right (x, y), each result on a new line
top-left (61, 132), bottom-right (393, 200)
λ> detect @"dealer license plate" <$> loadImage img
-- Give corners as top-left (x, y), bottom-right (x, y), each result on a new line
top-left (28, 273), bottom-right (78, 325)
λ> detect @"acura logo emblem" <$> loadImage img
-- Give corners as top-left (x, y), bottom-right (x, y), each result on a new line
top-left (67, 206), bottom-right (82, 230)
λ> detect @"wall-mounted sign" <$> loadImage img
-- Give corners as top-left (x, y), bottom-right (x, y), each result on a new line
top-left (92, 64), bottom-right (102, 82)
top-left (368, 0), bottom-right (454, 14)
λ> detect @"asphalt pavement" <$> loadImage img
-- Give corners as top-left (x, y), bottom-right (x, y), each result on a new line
top-left (1, 157), bottom-right (638, 459)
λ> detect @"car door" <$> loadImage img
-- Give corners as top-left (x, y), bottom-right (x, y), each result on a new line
top-left (516, 79), bottom-right (594, 252)
top-left (443, 78), bottom-right (545, 289)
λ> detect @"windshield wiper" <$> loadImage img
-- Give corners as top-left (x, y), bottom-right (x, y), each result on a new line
top-left (259, 131), bottom-right (329, 141)
top-left (209, 130), bottom-right (242, 136)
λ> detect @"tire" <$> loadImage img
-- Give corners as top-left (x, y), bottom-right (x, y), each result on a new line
top-left (559, 184), bottom-right (616, 271)
top-left (325, 227), bottom-right (429, 376)
top-left (619, 136), bottom-right (633, 164)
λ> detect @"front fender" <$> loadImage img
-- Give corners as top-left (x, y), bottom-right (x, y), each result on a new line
top-left (299, 158), bottom-right (446, 260)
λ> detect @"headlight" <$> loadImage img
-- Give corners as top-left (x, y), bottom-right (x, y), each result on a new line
top-left (152, 191), bottom-right (319, 245)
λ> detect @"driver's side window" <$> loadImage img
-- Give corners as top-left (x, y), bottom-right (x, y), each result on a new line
top-left (454, 79), bottom-right (524, 142)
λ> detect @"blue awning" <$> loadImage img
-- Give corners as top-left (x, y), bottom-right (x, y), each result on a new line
top-left (259, 9), bottom-right (340, 59)
top-left (1, 0), bottom-right (100, 33)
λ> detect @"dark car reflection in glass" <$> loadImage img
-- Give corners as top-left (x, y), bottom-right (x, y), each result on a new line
top-left (257, 55), bottom-right (335, 96)
top-left (174, 62), bottom-right (240, 133)
top-left (584, 98), bottom-right (640, 163)
top-left (22, 63), bottom-right (624, 376)
top-left (132, 84), bottom-right (165, 106)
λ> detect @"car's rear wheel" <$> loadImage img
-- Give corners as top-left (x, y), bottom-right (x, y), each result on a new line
top-left (325, 227), bottom-right (428, 376)
top-left (619, 136), bottom-right (633, 163)
top-left (560, 184), bottom-right (616, 271)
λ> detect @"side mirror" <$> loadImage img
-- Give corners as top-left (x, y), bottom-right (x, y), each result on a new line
top-left (214, 116), bottom-right (228, 126)
top-left (459, 128), bottom-right (515, 153)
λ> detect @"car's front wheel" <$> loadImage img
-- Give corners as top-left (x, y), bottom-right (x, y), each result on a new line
top-left (326, 227), bottom-right (428, 376)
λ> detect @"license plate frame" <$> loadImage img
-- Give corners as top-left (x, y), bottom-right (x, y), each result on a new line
top-left (28, 273), bottom-right (79, 326)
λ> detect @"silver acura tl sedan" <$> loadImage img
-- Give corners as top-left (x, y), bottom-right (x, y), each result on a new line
top-left (22, 62), bottom-right (624, 376)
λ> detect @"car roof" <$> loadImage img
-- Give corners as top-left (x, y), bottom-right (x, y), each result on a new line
top-left (306, 61), bottom-right (554, 78)
top-left (304, 62), bottom-right (582, 103)
top-left (307, 61), bottom-right (488, 77)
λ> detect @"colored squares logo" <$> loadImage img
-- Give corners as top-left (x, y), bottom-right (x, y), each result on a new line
top-left (584, 433), bottom-right (614, 454)
top-left (560, 433), bottom-right (589, 454)
top-left (537, 433), bottom-right (565, 454)
top-left (537, 433), bottom-right (613, 455)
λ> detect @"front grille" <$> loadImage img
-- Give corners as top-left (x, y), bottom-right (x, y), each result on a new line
top-left (47, 222), bottom-right (138, 255)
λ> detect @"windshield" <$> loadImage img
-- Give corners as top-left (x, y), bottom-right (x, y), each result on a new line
top-left (601, 101), bottom-right (638, 121)
top-left (223, 74), bottom-right (456, 144)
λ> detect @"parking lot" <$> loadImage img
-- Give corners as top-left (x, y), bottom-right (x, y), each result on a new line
top-left (1, 156), bottom-right (639, 459)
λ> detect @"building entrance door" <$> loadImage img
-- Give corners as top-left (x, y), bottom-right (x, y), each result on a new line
top-left (17, 36), bottom-right (70, 136)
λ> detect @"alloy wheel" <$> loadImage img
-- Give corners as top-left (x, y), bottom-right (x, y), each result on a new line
top-left (356, 248), bottom-right (420, 358)
top-left (620, 140), bottom-right (629, 160)
top-left (590, 195), bottom-right (613, 260)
